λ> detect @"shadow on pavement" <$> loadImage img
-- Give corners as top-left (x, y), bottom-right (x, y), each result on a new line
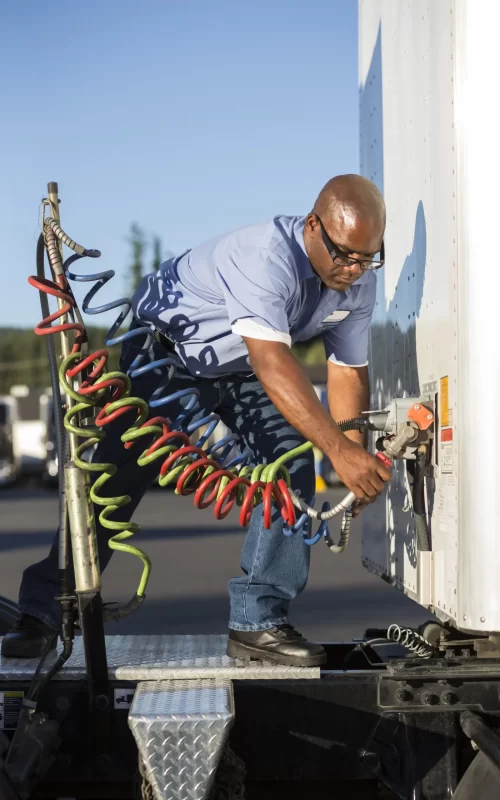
top-left (104, 584), bottom-right (429, 637)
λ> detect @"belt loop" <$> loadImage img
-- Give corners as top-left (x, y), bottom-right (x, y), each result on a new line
top-left (153, 329), bottom-right (176, 352)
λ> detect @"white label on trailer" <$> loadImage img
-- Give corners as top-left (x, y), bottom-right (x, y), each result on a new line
top-left (0, 691), bottom-right (24, 729)
top-left (114, 688), bottom-right (134, 709)
top-left (441, 445), bottom-right (453, 474)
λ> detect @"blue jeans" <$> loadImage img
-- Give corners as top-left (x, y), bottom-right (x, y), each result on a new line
top-left (19, 332), bottom-right (315, 631)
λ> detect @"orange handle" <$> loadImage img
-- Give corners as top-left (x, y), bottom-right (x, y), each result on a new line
top-left (376, 452), bottom-right (392, 469)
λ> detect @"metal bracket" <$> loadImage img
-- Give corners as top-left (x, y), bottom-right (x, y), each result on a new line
top-left (379, 674), bottom-right (500, 712)
top-left (129, 679), bottom-right (234, 800)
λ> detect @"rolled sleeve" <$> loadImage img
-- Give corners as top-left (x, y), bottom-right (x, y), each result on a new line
top-left (231, 318), bottom-right (292, 345)
top-left (217, 249), bottom-right (294, 344)
top-left (323, 276), bottom-right (376, 367)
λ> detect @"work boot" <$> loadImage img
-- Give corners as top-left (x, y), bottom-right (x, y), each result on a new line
top-left (1, 614), bottom-right (57, 659)
top-left (227, 624), bottom-right (326, 667)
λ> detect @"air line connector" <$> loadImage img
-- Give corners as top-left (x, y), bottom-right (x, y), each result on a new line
top-left (363, 397), bottom-right (435, 461)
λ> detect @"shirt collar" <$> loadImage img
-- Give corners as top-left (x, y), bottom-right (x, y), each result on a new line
top-left (293, 216), bottom-right (316, 280)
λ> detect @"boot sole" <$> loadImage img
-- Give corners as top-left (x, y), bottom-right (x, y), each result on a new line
top-left (227, 638), bottom-right (326, 667)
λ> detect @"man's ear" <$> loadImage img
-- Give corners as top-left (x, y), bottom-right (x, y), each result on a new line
top-left (305, 213), bottom-right (318, 234)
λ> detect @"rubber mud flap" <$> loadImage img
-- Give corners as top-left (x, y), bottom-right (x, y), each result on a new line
top-left (453, 752), bottom-right (500, 800)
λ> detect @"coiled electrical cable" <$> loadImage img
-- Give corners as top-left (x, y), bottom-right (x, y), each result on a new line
top-left (387, 624), bottom-right (435, 658)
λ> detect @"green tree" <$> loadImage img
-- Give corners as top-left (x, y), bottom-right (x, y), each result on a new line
top-left (0, 327), bottom-right (121, 394)
top-left (128, 223), bottom-right (146, 293)
top-left (152, 235), bottom-right (162, 272)
top-left (291, 336), bottom-right (326, 366)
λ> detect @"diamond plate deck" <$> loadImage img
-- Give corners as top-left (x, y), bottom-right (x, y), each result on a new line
top-left (0, 634), bottom-right (320, 681)
top-left (129, 679), bottom-right (233, 800)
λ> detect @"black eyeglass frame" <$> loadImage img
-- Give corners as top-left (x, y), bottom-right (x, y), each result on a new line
top-left (316, 214), bottom-right (385, 270)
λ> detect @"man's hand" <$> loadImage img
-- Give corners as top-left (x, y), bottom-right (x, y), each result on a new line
top-left (330, 437), bottom-right (391, 500)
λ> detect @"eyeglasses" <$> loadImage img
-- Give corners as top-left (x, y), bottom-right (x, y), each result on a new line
top-left (316, 215), bottom-right (385, 270)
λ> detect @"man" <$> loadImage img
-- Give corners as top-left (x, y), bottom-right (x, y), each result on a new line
top-left (2, 174), bottom-right (390, 667)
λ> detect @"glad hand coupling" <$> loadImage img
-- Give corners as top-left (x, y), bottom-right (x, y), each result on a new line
top-left (289, 398), bottom-right (435, 554)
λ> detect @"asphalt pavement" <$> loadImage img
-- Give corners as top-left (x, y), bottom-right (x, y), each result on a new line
top-left (0, 485), bottom-right (428, 642)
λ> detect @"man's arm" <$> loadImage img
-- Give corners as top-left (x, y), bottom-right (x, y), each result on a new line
top-left (243, 338), bottom-right (390, 500)
top-left (327, 362), bottom-right (370, 446)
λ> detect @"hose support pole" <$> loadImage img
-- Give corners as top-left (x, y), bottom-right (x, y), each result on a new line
top-left (65, 463), bottom-right (101, 593)
top-left (43, 183), bottom-right (110, 751)
top-left (46, 182), bottom-right (80, 460)
top-left (66, 458), bottom-right (109, 752)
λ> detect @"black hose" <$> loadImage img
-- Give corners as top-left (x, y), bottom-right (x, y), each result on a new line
top-left (27, 636), bottom-right (73, 703)
top-left (36, 235), bottom-right (68, 574)
top-left (32, 234), bottom-right (74, 699)
top-left (337, 417), bottom-right (367, 433)
top-left (102, 593), bottom-right (145, 622)
top-left (407, 453), bottom-right (431, 551)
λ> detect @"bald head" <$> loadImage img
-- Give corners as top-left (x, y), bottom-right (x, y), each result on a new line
top-left (304, 174), bottom-right (386, 291)
top-left (313, 174), bottom-right (385, 235)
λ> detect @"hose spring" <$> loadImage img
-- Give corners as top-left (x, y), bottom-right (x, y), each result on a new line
top-left (387, 624), bottom-right (435, 658)
top-left (45, 217), bottom-right (86, 256)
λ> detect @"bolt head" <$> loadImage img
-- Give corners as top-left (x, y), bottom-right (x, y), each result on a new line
top-left (414, 404), bottom-right (421, 410)
top-left (95, 694), bottom-right (109, 710)
top-left (395, 688), bottom-right (413, 703)
top-left (422, 692), bottom-right (439, 706)
top-left (427, 413), bottom-right (433, 420)
top-left (481, 617), bottom-right (486, 623)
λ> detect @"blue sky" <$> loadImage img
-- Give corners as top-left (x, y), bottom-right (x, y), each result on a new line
top-left (0, 0), bottom-right (358, 329)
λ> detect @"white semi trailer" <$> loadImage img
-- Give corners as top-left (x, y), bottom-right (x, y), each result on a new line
top-left (360, 0), bottom-right (500, 638)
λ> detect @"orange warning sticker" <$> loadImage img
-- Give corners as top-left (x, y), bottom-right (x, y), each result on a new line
top-left (441, 427), bottom-right (453, 442)
top-left (440, 376), bottom-right (449, 428)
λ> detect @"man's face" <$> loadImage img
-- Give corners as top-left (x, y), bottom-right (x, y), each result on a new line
top-left (304, 213), bottom-right (384, 290)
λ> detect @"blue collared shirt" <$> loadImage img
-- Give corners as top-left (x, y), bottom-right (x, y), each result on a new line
top-left (132, 215), bottom-right (376, 378)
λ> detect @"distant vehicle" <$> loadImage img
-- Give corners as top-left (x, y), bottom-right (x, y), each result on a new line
top-left (40, 391), bottom-right (60, 485)
top-left (10, 386), bottom-right (47, 483)
top-left (0, 386), bottom-right (58, 486)
top-left (0, 395), bottom-right (17, 486)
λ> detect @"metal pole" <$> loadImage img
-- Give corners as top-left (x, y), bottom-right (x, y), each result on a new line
top-left (65, 463), bottom-right (101, 592)
top-left (45, 183), bottom-right (109, 747)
